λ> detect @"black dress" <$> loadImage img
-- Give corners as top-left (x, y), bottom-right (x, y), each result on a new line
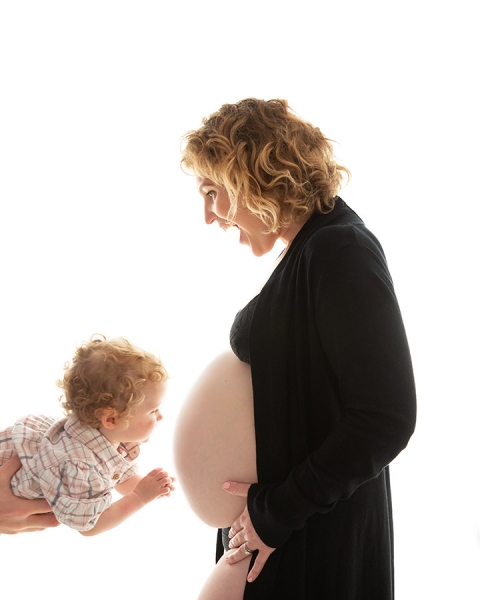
top-left (218, 198), bottom-right (416, 600)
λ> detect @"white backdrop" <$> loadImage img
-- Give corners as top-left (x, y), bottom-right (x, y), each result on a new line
top-left (0, 2), bottom-right (479, 598)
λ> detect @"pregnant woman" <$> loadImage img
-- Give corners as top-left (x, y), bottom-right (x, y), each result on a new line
top-left (174, 98), bottom-right (417, 600)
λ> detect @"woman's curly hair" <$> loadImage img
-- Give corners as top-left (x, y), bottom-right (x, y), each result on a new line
top-left (181, 98), bottom-right (350, 233)
top-left (58, 335), bottom-right (168, 429)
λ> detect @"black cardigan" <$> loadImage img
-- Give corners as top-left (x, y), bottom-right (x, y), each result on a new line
top-left (227, 199), bottom-right (416, 599)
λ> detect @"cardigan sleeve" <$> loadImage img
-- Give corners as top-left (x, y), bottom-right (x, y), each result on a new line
top-left (247, 241), bottom-right (417, 548)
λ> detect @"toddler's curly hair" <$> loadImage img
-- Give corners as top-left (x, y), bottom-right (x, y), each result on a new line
top-left (58, 335), bottom-right (168, 428)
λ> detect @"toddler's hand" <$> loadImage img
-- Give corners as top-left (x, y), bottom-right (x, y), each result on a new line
top-left (132, 468), bottom-right (175, 505)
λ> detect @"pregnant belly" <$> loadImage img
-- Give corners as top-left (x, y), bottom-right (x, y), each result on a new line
top-left (173, 351), bottom-right (257, 528)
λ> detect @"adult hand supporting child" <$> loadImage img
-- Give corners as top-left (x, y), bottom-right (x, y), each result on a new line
top-left (0, 455), bottom-right (59, 534)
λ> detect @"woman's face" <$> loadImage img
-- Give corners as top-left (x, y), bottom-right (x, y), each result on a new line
top-left (196, 177), bottom-right (279, 257)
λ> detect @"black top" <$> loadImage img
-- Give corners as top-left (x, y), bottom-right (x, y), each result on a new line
top-left (230, 294), bottom-right (258, 365)
top-left (222, 198), bottom-right (417, 600)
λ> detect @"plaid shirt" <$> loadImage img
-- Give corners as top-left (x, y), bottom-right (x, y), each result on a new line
top-left (0, 414), bottom-right (140, 531)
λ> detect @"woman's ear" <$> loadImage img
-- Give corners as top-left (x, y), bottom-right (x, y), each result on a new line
top-left (99, 407), bottom-right (119, 430)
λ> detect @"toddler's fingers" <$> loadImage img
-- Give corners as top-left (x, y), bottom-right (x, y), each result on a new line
top-left (147, 468), bottom-right (169, 480)
top-left (148, 467), bottom-right (164, 475)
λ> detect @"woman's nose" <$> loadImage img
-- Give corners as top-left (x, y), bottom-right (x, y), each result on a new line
top-left (204, 201), bottom-right (216, 225)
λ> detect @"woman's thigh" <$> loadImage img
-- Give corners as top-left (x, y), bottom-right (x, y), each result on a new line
top-left (196, 549), bottom-right (249, 600)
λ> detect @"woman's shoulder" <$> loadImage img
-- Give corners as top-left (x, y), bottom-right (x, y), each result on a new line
top-left (302, 200), bottom-right (385, 261)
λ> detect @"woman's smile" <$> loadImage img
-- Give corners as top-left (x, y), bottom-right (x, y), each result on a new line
top-left (196, 177), bottom-right (280, 257)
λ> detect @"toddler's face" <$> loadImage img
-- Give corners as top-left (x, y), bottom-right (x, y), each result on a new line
top-left (116, 380), bottom-right (166, 444)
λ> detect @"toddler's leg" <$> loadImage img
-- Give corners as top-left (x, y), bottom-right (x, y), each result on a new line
top-left (197, 549), bottom-right (249, 600)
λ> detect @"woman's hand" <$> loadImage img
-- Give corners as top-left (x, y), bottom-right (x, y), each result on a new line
top-left (222, 481), bottom-right (276, 583)
top-left (0, 455), bottom-right (59, 534)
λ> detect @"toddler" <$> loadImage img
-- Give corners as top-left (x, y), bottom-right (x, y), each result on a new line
top-left (0, 334), bottom-right (174, 535)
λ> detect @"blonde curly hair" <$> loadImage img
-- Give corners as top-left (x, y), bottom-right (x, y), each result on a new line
top-left (58, 335), bottom-right (168, 429)
top-left (181, 98), bottom-right (350, 233)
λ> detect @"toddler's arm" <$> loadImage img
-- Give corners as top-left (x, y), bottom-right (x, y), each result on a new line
top-left (80, 468), bottom-right (174, 536)
top-left (113, 474), bottom-right (143, 496)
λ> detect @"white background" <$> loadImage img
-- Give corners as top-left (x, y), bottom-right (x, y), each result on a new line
top-left (0, 1), bottom-right (479, 598)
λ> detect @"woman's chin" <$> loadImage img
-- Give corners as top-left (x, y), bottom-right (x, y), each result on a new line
top-left (238, 227), bottom-right (279, 257)
top-left (250, 245), bottom-right (268, 257)
top-left (243, 238), bottom-right (275, 257)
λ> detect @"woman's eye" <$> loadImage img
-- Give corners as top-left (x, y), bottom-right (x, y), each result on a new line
top-left (206, 190), bottom-right (216, 199)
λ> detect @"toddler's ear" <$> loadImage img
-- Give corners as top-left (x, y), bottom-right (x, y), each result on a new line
top-left (100, 407), bottom-right (120, 430)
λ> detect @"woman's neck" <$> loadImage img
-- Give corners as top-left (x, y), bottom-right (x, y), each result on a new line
top-left (279, 213), bottom-right (311, 251)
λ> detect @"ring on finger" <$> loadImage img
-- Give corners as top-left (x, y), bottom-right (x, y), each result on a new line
top-left (243, 543), bottom-right (253, 556)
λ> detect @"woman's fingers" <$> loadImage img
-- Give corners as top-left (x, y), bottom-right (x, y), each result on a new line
top-left (246, 549), bottom-right (273, 582)
top-left (223, 483), bottom-right (276, 581)
top-left (224, 544), bottom-right (253, 563)
top-left (225, 544), bottom-right (274, 582)
top-left (222, 481), bottom-right (250, 497)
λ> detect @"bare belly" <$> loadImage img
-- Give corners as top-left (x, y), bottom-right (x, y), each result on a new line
top-left (173, 351), bottom-right (257, 528)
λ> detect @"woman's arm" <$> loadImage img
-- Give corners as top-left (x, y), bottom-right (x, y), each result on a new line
top-left (0, 455), bottom-right (59, 534)
top-left (223, 242), bottom-right (417, 580)
top-left (79, 468), bottom-right (174, 536)
top-left (246, 242), bottom-right (416, 547)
